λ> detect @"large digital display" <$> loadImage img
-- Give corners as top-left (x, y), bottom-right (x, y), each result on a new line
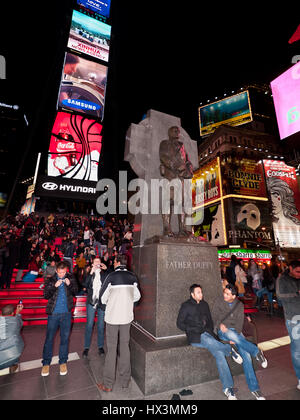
top-left (77, 0), bottom-right (111, 19)
top-left (58, 52), bottom-right (108, 119)
top-left (199, 91), bottom-right (253, 137)
top-left (263, 160), bottom-right (300, 248)
top-left (68, 10), bottom-right (111, 62)
top-left (47, 112), bottom-right (103, 182)
top-left (270, 62), bottom-right (300, 140)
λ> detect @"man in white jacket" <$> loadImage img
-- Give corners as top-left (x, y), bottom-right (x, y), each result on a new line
top-left (97, 254), bottom-right (141, 392)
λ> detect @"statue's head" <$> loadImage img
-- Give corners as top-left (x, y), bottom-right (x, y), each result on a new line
top-left (168, 126), bottom-right (180, 141)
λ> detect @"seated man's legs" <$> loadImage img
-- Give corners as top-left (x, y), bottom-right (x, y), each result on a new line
top-left (218, 328), bottom-right (259, 358)
top-left (218, 328), bottom-right (260, 393)
top-left (191, 332), bottom-right (234, 391)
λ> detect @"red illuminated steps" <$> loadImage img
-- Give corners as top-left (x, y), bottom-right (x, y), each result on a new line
top-left (0, 273), bottom-right (89, 326)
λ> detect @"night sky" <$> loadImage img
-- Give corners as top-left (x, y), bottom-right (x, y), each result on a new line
top-left (1, 0), bottom-right (299, 181)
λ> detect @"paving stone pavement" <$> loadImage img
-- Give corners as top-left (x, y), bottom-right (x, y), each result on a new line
top-left (0, 311), bottom-right (299, 401)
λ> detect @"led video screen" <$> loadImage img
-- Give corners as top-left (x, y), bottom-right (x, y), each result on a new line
top-left (48, 112), bottom-right (103, 182)
top-left (58, 52), bottom-right (108, 119)
top-left (77, 0), bottom-right (111, 19)
top-left (68, 10), bottom-right (111, 62)
top-left (199, 91), bottom-right (253, 137)
top-left (271, 62), bottom-right (300, 140)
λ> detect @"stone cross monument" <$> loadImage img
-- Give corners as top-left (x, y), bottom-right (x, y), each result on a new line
top-left (125, 110), bottom-right (234, 395)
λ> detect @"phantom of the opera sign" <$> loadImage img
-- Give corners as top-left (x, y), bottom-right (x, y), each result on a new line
top-left (224, 198), bottom-right (273, 247)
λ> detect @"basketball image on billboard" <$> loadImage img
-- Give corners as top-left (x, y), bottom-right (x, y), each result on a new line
top-left (199, 91), bottom-right (253, 137)
top-left (48, 112), bottom-right (103, 182)
top-left (68, 10), bottom-right (111, 62)
top-left (58, 52), bottom-right (108, 120)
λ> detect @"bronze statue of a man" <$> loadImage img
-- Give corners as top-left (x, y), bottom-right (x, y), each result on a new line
top-left (159, 126), bottom-right (194, 237)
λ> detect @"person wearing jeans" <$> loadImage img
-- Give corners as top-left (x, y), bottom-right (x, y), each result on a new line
top-left (276, 261), bottom-right (300, 390)
top-left (191, 332), bottom-right (235, 392)
top-left (177, 284), bottom-right (243, 400)
top-left (214, 284), bottom-right (268, 400)
top-left (82, 257), bottom-right (109, 358)
top-left (41, 261), bottom-right (78, 377)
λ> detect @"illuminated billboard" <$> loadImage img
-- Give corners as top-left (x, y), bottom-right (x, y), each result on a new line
top-left (224, 198), bottom-right (273, 247)
top-left (68, 10), bottom-right (111, 62)
top-left (221, 158), bottom-right (267, 198)
top-left (199, 91), bottom-right (253, 137)
top-left (193, 201), bottom-right (226, 246)
top-left (0, 192), bottom-right (7, 208)
top-left (58, 52), bottom-right (108, 119)
top-left (77, 0), bottom-right (111, 19)
top-left (263, 160), bottom-right (300, 248)
top-left (192, 158), bottom-right (221, 207)
top-left (47, 112), bottom-right (103, 182)
top-left (270, 62), bottom-right (300, 140)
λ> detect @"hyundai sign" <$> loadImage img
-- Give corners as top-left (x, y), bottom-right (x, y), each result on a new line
top-left (36, 176), bottom-right (98, 202)
top-left (271, 61), bottom-right (300, 140)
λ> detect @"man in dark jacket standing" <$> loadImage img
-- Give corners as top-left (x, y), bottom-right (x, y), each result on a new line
top-left (41, 261), bottom-right (78, 377)
top-left (177, 284), bottom-right (242, 400)
top-left (276, 260), bottom-right (300, 391)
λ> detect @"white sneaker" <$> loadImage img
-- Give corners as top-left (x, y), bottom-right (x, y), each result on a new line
top-left (251, 390), bottom-right (266, 400)
top-left (256, 349), bottom-right (268, 369)
top-left (297, 381), bottom-right (300, 391)
top-left (231, 348), bottom-right (243, 364)
top-left (224, 388), bottom-right (238, 400)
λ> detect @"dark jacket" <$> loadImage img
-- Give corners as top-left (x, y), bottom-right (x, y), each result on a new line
top-left (44, 273), bottom-right (78, 315)
top-left (276, 270), bottom-right (300, 320)
top-left (213, 298), bottom-right (244, 334)
top-left (83, 269), bottom-right (110, 311)
top-left (177, 297), bottom-right (215, 344)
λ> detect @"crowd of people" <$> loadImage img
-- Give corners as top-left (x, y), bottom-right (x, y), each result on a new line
top-left (220, 255), bottom-right (283, 314)
top-left (0, 212), bottom-right (134, 291)
top-left (0, 212), bottom-right (299, 400)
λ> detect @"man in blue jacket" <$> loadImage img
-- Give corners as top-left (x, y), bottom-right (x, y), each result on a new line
top-left (41, 261), bottom-right (78, 377)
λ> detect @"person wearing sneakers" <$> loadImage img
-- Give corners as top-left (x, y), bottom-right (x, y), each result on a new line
top-left (213, 284), bottom-right (267, 400)
top-left (276, 260), bottom-right (300, 391)
top-left (41, 261), bottom-right (78, 377)
top-left (177, 284), bottom-right (243, 400)
top-left (97, 254), bottom-right (141, 392)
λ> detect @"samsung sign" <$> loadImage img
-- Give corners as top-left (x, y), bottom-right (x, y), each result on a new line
top-left (36, 176), bottom-right (97, 201)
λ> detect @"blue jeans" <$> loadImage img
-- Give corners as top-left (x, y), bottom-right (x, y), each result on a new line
top-left (286, 319), bottom-right (300, 380)
top-left (42, 312), bottom-right (72, 366)
top-left (256, 287), bottom-right (273, 304)
top-left (218, 328), bottom-right (260, 392)
top-left (191, 332), bottom-right (234, 391)
top-left (84, 304), bottom-right (105, 349)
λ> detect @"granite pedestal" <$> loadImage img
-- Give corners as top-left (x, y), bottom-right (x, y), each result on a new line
top-left (130, 239), bottom-right (244, 395)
